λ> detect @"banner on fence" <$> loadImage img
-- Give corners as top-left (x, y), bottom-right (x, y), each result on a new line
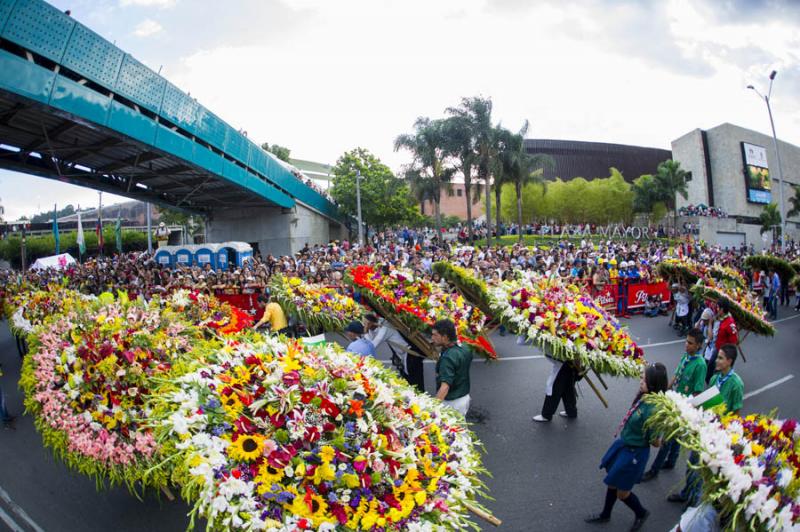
top-left (625, 281), bottom-right (671, 310)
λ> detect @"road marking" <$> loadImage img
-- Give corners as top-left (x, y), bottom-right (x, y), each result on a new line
top-left (0, 484), bottom-right (45, 532)
top-left (772, 314), bottom-right (800, 324)
top-left (0, 505), bottom-right (24, 532)
top-left (380, 354), bottom-right (546, 365)
top-left (744, 375), bottom-right (795, 400)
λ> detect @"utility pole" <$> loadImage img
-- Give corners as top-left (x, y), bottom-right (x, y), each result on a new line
top-left (146, 202), bottom-right (152, 253)
top-left (355, 170), bottom-right (364, 246)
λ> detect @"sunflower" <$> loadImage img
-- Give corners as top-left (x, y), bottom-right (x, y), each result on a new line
top-left (228, 433), bottom-right (265, 462)
top-left (255, 463), bottom-right (285, 494)
top-left (221, 393), bottom-right (243, 419)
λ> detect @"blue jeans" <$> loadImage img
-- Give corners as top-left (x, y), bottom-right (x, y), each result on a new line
top-left (648, 438), bottom-right (680, 473)
top-left (679, 451), bottom-right (702, 505)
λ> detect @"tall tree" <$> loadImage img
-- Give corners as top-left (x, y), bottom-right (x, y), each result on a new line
top-left (759, 203), bottom-right (782, 237)
top-left (261, 142), bottom-right (291, 163)
top-left (788, 185), bottom-right (800, 218)
top-left (496, 123), bottom-right (553, 242)
top-left (394, 118), bottom-right (454, 242)
top-left (654, 159), bottom-right (689, 227)
top-left (445, 96), bottom-right (495, 246)
top-left (330, 148), bottom-right (420, 236)
top-left (441, 116), bottom-right (479, 243)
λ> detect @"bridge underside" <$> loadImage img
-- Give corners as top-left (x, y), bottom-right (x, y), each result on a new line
top-left (0, 90), bottom-right (275, 215)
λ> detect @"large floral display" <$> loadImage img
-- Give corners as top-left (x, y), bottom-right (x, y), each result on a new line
top-left (647, 392), bottom-right (800, 531)
top-left (166, 289), bottom-right (254, 336)
top-left (270, 274), bottom-right (364, 333)
top-left (349, 265), bottom-right (496, 360)
top-left (745, 255), bottom-right (797, 284)
top-left (656, 258), bottom-right (747, 290)
top-left (431, 261), bottom-right (495, 318)
top-left (10, 286), bottom-right (495, 529)
top-left (489, 274), bottom-right (645, 377)
top-left (19, 291), bottom-right (199, 490)
top-left (690, 279), bottom-right (775, 337)
top-left (150, 335), bottom-right (490, 530)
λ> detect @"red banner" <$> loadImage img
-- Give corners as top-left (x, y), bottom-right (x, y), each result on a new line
top-left (592, 285), bottom-right (617, 312)
top-left (625, 281), bottom-right (671, 309)
top-left (215, 293), bottom-right (264, 320)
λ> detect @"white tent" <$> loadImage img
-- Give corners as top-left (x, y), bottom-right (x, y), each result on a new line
top-left (30, 253), bottom-right (76, 271)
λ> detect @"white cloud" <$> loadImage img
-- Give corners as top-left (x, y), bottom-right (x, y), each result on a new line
top-left (120, 0), bottom-right (177, 8)
top-left (133, 19), bottom-right (163, 37)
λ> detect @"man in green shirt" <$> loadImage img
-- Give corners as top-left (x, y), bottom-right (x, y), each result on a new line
top-left (432, 319), bottom-right (473, 416)
top-left (643, 328), bottom-right (706, 481)
top-left (708, 344), bottom-right (744, 415)
top-left (669, 343), bottom-right (745, 507)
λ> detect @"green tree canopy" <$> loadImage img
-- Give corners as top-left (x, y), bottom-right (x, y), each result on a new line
top-left (759, 203), bottom-right (782, 235)
top-left (330, 148), bottom-right (421, 233)
top-left (261, 142), bottom-right (291, 163)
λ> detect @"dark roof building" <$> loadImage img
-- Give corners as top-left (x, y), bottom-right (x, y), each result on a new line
top-left (524, 139), bottom-right (672, 182)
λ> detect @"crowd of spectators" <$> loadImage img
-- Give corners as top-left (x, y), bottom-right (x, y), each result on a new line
top-left (678, 204), bottom-right (728, 218)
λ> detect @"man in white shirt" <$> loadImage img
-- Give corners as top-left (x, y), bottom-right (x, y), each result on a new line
top-left (365, 314), bottom-right (424, 391)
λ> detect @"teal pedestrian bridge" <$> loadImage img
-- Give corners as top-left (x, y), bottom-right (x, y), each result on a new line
top-left (0, 0), bottom-right (344, 253)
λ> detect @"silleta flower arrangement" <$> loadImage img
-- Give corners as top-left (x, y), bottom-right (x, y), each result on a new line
top-left (690, 279), bottom-right (775, 337)
top-left (166, 289), bottom-right (254, 336)
top-left (270, 275), bottom-right (363, 333)
top-left (149, 335), bottom-right (491, 530)
top-left (489, 274), bottom-right (645, 377)
top-left (349, 265), bottom-right (496, 360)
top-left (19, 291), bottom-right (199, 490)
top-left (647, 392), bottom-right (800, 531)
top-left (431, 261), bottom-right (495, 319)
top-left (656, 258), bottom-right (747, 290)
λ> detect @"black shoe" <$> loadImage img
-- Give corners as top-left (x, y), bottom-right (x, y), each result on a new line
top-left (661, 463), bottom-right (675, 470)
top-left (667, 493), bottom-right (687, 503)
top-left (584, 514), bottom-right (610, 524)
top-left (3, 416), bottom-right (16, 430)
top-left (630, 510), bottom-right (650, 532)
top-left (640, 470), bottom-right (657, 482)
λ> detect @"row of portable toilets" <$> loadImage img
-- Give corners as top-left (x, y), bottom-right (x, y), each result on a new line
top-left (154, 242), bottom-right (253, 270)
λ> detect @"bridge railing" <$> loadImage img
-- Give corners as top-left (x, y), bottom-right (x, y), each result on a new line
top-left (0, 0), bottom-right (339, 220)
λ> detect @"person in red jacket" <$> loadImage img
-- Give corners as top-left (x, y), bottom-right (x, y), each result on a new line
top-left (709, 300), bottom-right (738, 382)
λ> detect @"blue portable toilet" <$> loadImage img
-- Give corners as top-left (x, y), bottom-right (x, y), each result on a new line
top-left (154, 247), bottom-right (174, 268)
top-left (225, 242), bottom-right (253, 267)
top-left (194, 244), bottom-right (219, 269)
top-left (217, 247), bottom-right (230, 270)
top-left (175, 246), bottom-right (194, 267)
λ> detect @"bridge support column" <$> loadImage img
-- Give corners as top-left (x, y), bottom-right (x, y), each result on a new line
top-left (206, 203), bottom-right (345, 256)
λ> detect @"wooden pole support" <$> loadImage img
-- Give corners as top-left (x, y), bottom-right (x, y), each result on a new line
top-left (583, 374), bottom-right (609, 408)
top-left (465, 503), bottom-right (502, 527)
top-left (161, 486), bottom-right (175, 501)
top-left (592, 369), bottom-right (609, 390)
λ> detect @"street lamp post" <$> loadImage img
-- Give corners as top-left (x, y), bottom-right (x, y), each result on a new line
top-left (748, 70), bottom-right (787, 252)
top-left (355, 170), bottom-right (364, 246)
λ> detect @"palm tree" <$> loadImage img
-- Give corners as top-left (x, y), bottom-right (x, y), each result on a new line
top-left (759, 203), bottom-right (782, 239)
top-left (654, 159), bottom-right (689, 229)
top-left (394, 117), bottom-right (454, 242)
top-left (446, 96), bottom-right (495, 246)
top-left (492, 123), bottom-right (554, 243)
top-left (441, 116), bottom-right (479, 243)
top-left (788, 185), bottom-right (800, 219)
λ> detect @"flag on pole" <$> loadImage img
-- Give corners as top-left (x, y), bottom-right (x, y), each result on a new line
top-left (96, 214), bottom-right (104, 253)
top-left (76, 208), bottom-right (86, 256)
top-left (52, 203), bottom-right (60, 255)
top-left (115, 209), bottom-right (123, 254)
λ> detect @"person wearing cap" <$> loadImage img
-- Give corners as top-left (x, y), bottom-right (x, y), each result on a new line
top-left (343, 321), bottom-right (376, 357)
top-left (431, 319), bottom-right (472, 416)
top-left (155, 222), bottom-right (170, 248)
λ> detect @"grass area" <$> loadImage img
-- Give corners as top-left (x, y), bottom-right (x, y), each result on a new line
top-left (474, 234), bottom-right (679, 248)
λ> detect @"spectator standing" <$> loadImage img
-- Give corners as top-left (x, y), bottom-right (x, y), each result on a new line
top-left (343, 321), bottom-right (376, 357)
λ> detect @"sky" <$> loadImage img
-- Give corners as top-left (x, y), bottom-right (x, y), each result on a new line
top-left (1, 0), bottom-right (799, 220)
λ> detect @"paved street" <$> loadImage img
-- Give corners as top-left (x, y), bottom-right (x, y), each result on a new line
top-left (1, 309), bottom-right (798, 532)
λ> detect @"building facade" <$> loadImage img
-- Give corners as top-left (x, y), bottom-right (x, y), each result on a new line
top-left (672, 123), bottom-right (799, 249)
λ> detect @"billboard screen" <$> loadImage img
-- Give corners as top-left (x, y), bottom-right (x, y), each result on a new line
top-left (741, 142), bottom-right (771, 204)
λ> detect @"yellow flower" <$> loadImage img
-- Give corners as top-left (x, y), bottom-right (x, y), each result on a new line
top-left (312, 463), bottom-right (336, 484)
top-left (255, 463), bottom-right (285, 494)
top-left (319, 446), bottom-right (336, 464)
top-left (228, 434), bottom-right (265, 462)
top-left (751, 443), bottom-right (765, 457)
top-left (221, 393), bottom-right (243, 420)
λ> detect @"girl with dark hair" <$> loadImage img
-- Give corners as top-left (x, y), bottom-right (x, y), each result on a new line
top-left (585, 362), bottom-right (669, 531)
